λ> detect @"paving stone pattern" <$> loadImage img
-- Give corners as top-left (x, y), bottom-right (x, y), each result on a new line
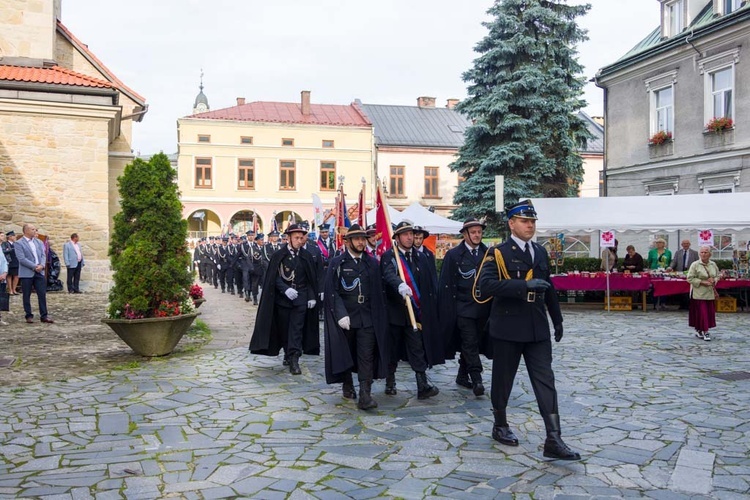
top-left (1, 284), bottom-right (749, 498)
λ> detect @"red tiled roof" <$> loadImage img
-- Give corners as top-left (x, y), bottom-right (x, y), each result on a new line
top-left (56, 21), bottom-right (146, 105)
top-left (190, 101), bottom-right (372, 127)
top-left (0, 65), bottom-right (114, 89)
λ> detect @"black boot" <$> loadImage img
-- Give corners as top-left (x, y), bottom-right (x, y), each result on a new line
top-left (491, 409), bottom-right (519, 446)
top-left (253, 296), bottom-right (258, 306)
top-left (245, 292), bottom-right (251, 303)
top-left (415, 372), bottom-right (439, 400)
top-left (455, 360), bottom-right (472, 389)
top-left (289, 355), bottom-right (301, 375)
top-left (357, 380), bottom-right (378, 410)
top-left (469, 371), bottom-right (485, 397)
top-left (385, 367), bottom-right (397, 395)
top-left (543, 414), bottom-right (581, 460)
top-left (342, 372), bottom-right (357, 399)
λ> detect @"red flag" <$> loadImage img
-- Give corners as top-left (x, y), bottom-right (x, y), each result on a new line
top-left (358, 181), bottom-right (366, 227)
top-left (375, 182), bottom-right (392, 259)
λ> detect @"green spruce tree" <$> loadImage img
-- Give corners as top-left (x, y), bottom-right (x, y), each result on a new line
top-left (452, 0), bottom-right (591, 231)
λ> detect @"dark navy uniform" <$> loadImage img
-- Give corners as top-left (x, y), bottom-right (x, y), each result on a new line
top-left (477, 199), bottom-right (580, 461)
top-left (238, 235), bottom-right (255, 301)
top-left (250, 235), bottom-right (265, 304)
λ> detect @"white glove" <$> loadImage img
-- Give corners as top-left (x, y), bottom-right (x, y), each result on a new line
top-left (285, 288), bottom-right (299, 300)
top-left (319, 292), bottom-right (325, 301)
top-left (398, 283), bottom-right (413, 298)
top-left (338, 316), bottom-right (351, 330)
top-left (217, 264), bottom-right (222, 270)
top-left (307, 299), bottom-right (317, 309)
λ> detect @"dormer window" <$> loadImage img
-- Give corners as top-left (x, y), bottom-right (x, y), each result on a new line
top-left (720, 0), bottom-right (743, 14)
top-left (664, 0), bottom-right (686, 37)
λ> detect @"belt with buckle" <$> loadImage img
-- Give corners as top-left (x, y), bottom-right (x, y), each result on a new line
top-left (526, 291), bottom-right (536, 302)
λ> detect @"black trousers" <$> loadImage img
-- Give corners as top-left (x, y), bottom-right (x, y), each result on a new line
top-left (457, 316), bottom-right (483, 374)
top-left (345, 326), bottom-right (377, 382)
top-left (251, 271), bottom-right (263, 298)
top-left (66, 263), bottom-right (82, 292)
top-left (276, 303), bottom-right (307, 357)
top-left (234, 266), bottom-right (244, 293)
top-left (239, 265), bottom-right (252, 295)
top-left (388, 323), bottom-right (428, 373)
top-left (21, 273), bottom-right (48, 320)
top-left (490, 338), bottom-right (558, 418)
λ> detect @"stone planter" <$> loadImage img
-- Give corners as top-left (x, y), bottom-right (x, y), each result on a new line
top-left (648, 140), bottom-right (674, 159)
top-left (102, 312), bottom-right (201, 357)
top-left (703, 128), bottom-right (734, 149)
top-left (193, 298), bottom-right (206, 308)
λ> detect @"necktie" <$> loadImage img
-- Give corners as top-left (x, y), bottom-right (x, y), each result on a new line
top-left (355, 257), bottom-right (360, 265)
top-left (524, 242), bottom-right (532, 261)
top-left (405, 251), bottom-right (411, 266)
top-left (471, 248), bottom-right (478, 258)
top-left (683, 251), bottom-right (688, 270)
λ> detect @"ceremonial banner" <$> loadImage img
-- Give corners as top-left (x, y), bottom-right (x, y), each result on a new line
top-left (358, 181), bottom-right (366, 227)
top-left (312, 194), bottom-right (324, 228)
top-left (375, 183), bottom-right (392, 258)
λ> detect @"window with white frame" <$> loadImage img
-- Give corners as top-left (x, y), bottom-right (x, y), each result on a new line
top-left (721, 0), bottom-right (743, 15)
top-left (664, 0), bottom-right (685, 37)
top-left (651, 85), bottom-right (674, 135)
top-left (709, 66), bottom-right (734, 120)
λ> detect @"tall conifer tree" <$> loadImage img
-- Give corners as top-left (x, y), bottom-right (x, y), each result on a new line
top-left (452, 0), bottom-right (591, 229)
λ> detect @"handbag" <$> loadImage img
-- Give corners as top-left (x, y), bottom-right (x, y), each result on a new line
top-left (0, 282), bottom-right (9, 312)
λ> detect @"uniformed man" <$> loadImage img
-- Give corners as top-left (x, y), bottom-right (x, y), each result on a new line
top-left (317, 224), bottom-right (335, 267)
top-left (196, 238), bottom-right (208, 282)
top-left (439, 218), bottom-right (492, 397)
top-left (323, 224), bottom-right (389, 410)
top-left (263, 230), bottom-right (282, 277)
top-left (250, 233), bottom-right (265, 305)
top-left (365, 223), bottom-right (379, 259)
top-left (216, 236), bottom-right (230, 293)
top-left (413, 225), bottom-right (437, 279)
top-left (239, 232), bottom-right (255, 302)
top-left (250, 224), bottom-right (320, 375)
top-left (208, 236), bottom-right (219, 289)
top-left (381, 221), bottom-right (443, 399)
top-left (301, 221), bottom-right (324, 299)
top-left (477, 200), bottom-right (580, 461)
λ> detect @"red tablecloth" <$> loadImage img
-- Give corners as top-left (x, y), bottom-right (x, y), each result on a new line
top-left (551, 275), bottom-right (651, 292)
top-left (652, 279), bottom-right (750, 297)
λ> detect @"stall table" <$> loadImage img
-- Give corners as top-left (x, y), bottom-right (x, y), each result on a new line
top-left (652, 278), bottom-right (750, 310)
top-left (551, 275), bottom-right (651, 310)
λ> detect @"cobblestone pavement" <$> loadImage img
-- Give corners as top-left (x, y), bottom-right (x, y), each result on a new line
top-left (1, 283), bottom-right (750, 498)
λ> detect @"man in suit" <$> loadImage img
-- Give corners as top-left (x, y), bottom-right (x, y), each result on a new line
top-left (668, 239), bottom-right (700, 309)
top-left (63, 233), bottom-right (84, 294)
top-left (14, 223), bottom-right (54, 324)
top-left (477, 200), bottom-right (579, 460)
top-left (669, 239), bottom-right (699, 272)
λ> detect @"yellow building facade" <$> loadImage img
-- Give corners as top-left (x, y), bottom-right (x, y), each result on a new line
top-left (177, 92), bottom-right (374, 236)
top-left (0, 0), bottom-right (146, 291)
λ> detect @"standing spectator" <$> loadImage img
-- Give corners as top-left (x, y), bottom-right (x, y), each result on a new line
top-left (477, 200), bottom-right (580, 460)
top-left (63, 233), bottom-right (84, 293)
top-left (2, 230), bottom-right (20, 295)
top-left (668, 239), bottom-right (699, 272)
top-left (14, 223), bottom-right (54, 324)
top-left (687, 246), bottom-right (720, 341)
top-left (600, 240), bottom-right (618, 272)
top-left (648, 238), bottom-right (672, 310)
top-left (0, 245), bottom-right (8, 326)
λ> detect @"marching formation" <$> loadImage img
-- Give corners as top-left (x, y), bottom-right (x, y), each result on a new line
top-left (241, 198), bottom-right (581, 461)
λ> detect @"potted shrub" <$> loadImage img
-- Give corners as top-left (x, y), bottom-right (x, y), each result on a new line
top-left (102, 153), bottom-right (200, 356)
top-left (705, 117), bottom-right (733, 133)
top-left (648, 130), bottom-right (672, 145)
top-left (190, 284), bottom-right (206, 308)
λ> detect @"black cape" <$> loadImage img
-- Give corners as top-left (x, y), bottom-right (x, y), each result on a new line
top-left (249, 246), bottom-right (320, 356)
top-left (438, 242), bottom-right (492, 359)
top-left (322, 252), bottom-right (389, 384)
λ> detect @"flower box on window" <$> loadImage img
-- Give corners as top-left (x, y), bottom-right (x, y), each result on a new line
top-left (648, 130), bottom-right (673, 145)
top-left (705, 117), bottom-right (734, 133)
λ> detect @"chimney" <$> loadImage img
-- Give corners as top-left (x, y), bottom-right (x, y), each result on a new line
top-left (446, 98), bottom-right (459, 109)
top-left (54, 0), bottom-right (62, 20)
top-left (301, 90), bottom-right (311, 115)
top-left (236, 97), bottom-right (245, 106)
top-left (417, 96), bottom-right (436, 108)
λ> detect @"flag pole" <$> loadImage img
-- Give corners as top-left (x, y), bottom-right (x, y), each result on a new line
top-left (377, 180), bottom-right (419, 331)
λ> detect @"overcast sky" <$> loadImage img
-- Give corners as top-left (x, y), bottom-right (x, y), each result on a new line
top-left (61, 0), bottom-right (661, 154)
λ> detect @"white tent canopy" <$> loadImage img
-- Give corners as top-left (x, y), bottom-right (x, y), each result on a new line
top-left (399, 203), bottom-right (464, 234)
top-left (365, 202), bottom-right (464, 234)
top-left (530, 193), bottom-right (750, 234)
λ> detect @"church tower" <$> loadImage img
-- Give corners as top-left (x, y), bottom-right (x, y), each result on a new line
top-left (193, 70), bottom-right (209, 114)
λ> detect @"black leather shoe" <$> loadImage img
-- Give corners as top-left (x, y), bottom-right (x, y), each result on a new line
top-left (289, 357), bottom-right (301, 375)
top-left (455, 373), bottom-right (472, 389)
top-left (492, 425), bottom-right (519, 446)
top-left (543, 433), bottom-right (581, 460)
top-left (342, 384), bottom-right (357, 400)
top-left (472, 380), bottom-right (485, 397)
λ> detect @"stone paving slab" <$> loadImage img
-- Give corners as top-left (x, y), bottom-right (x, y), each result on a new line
top-left (1, 283), bottom-right (750, 497)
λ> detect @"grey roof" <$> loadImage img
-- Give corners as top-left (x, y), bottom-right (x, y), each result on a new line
top-left (358, 102), bottom-right (470, 148)
top-left (578, 111), bottom-right (604, 154)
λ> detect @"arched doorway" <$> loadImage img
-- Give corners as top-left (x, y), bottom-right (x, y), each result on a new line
top-left (186, 209), bottom-right (221, 238)
top-left (230, 210), bottom-right (263, 235)
top-left (276, 210), bottom-right (304, 232)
